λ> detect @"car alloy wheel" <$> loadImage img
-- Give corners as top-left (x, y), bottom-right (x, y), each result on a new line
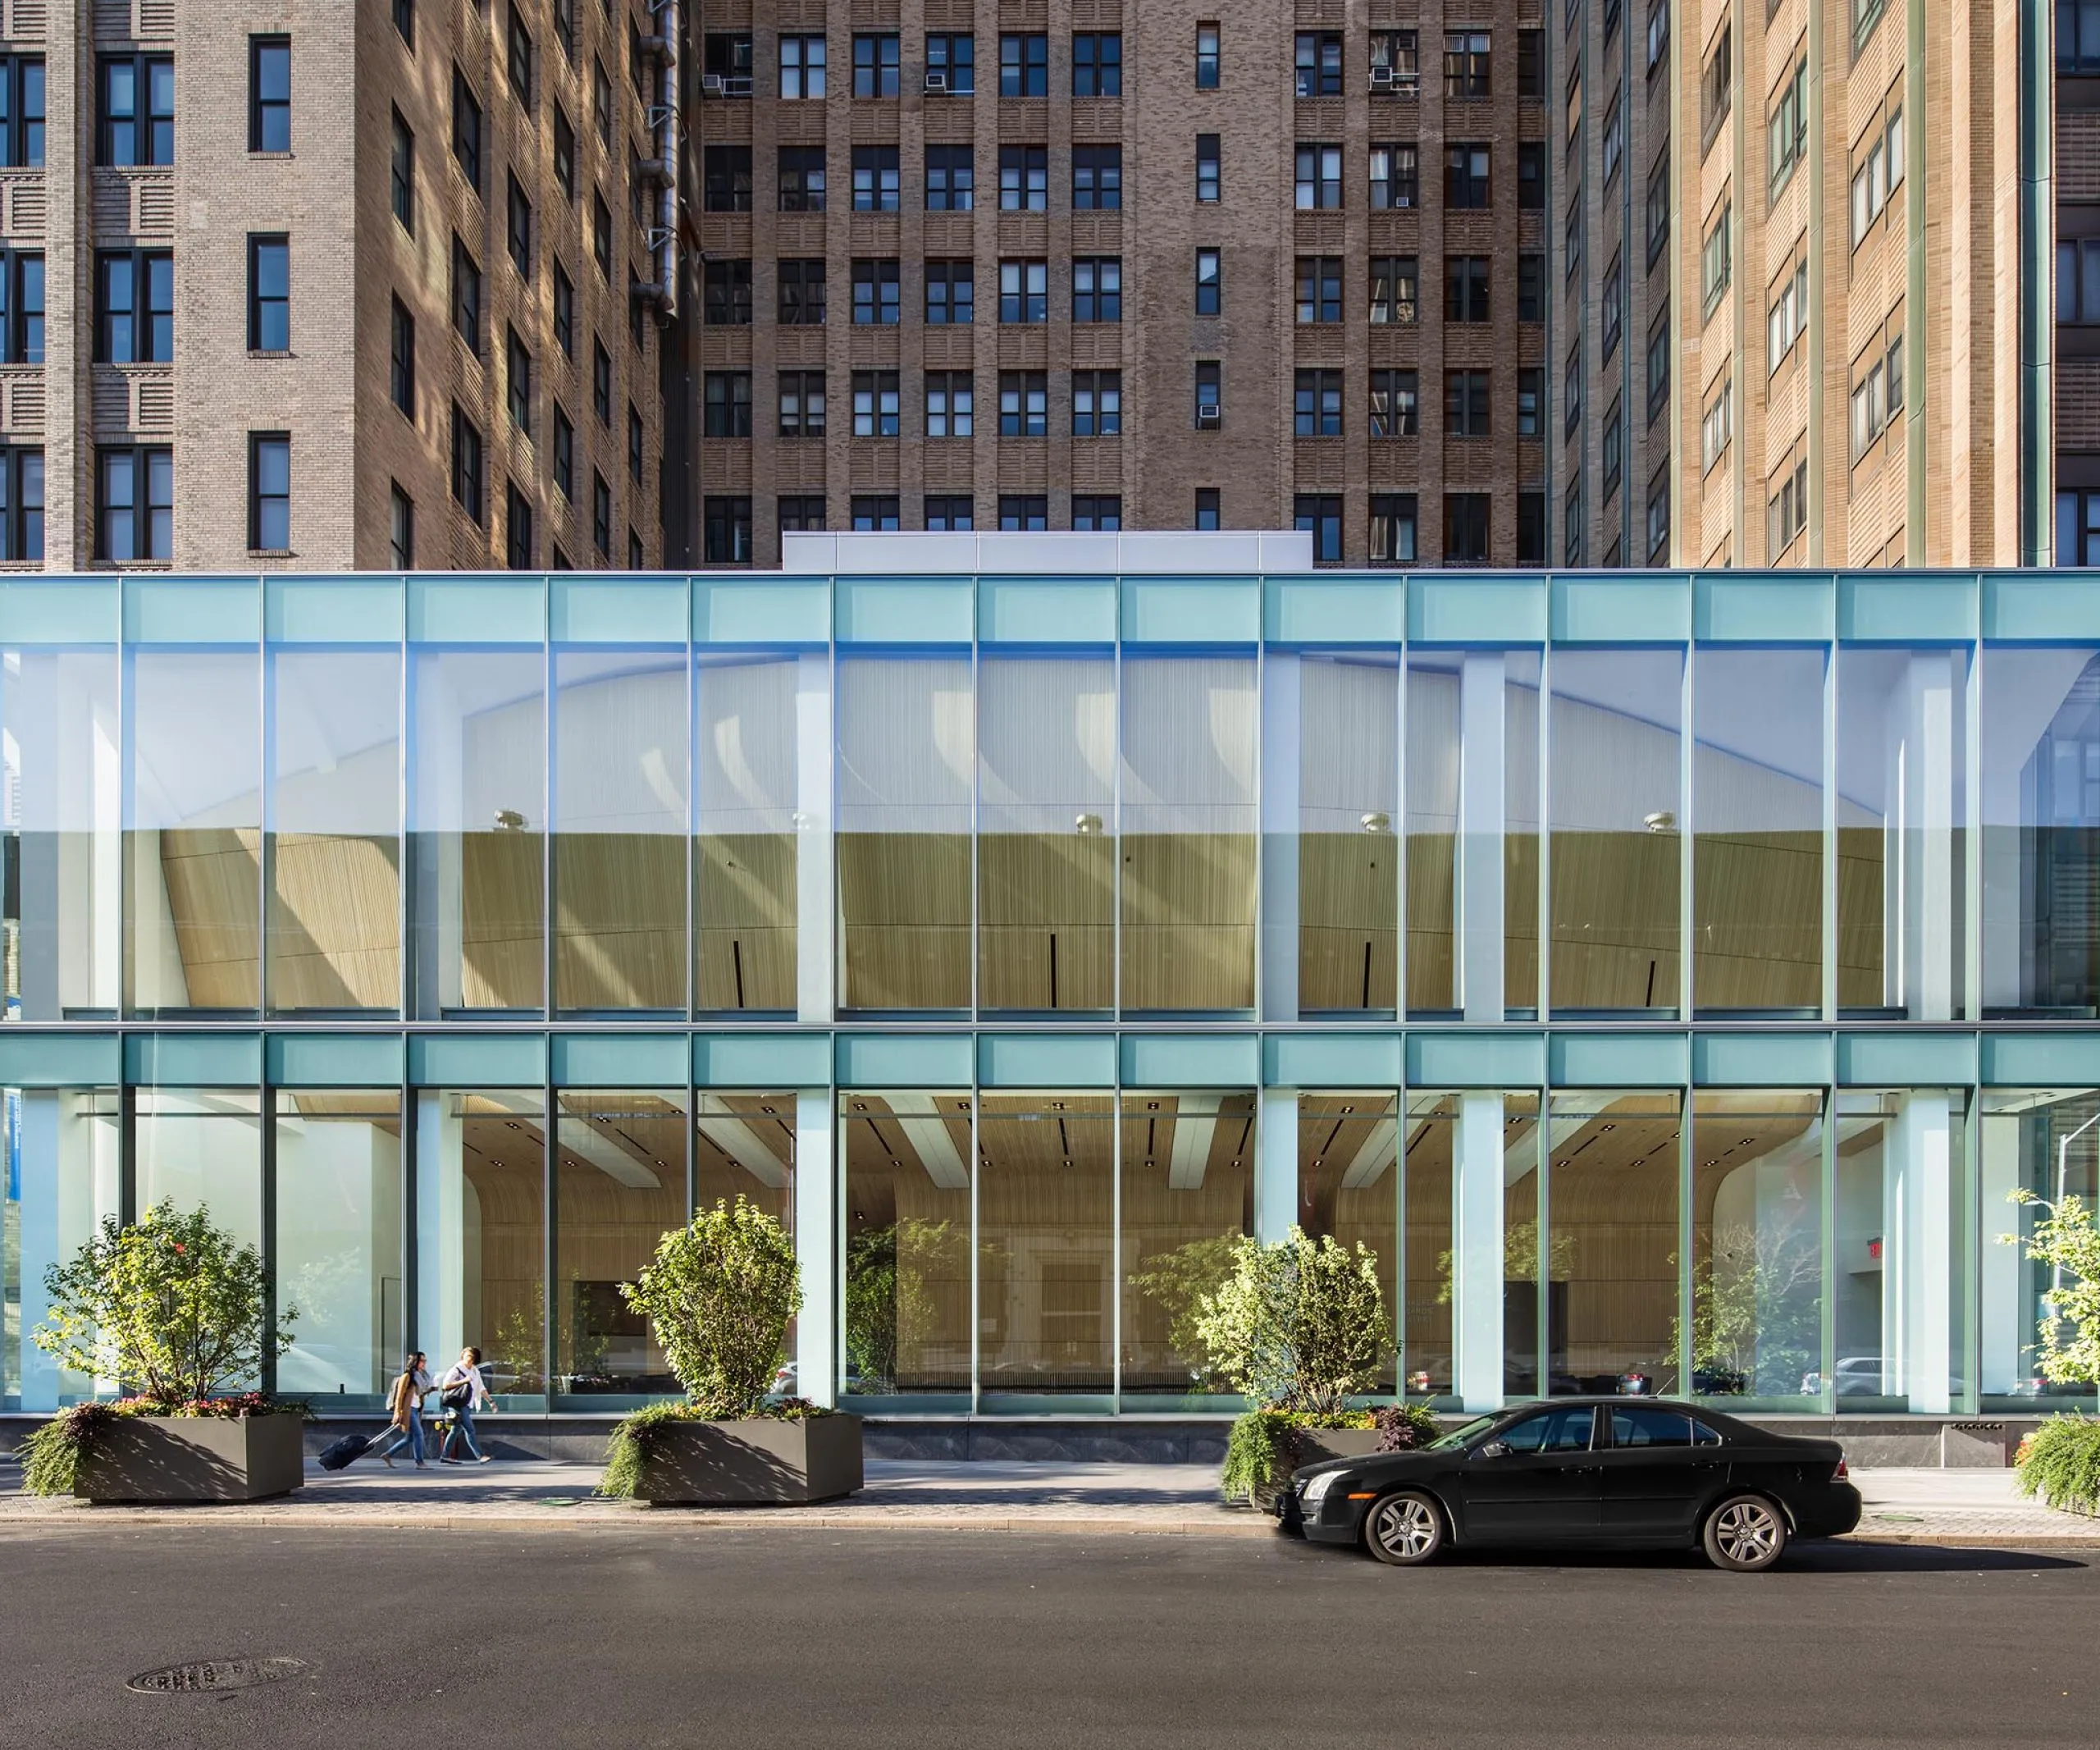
top-left (1703, 1495), bottom-right (1787, 1572)
top-left (1364, 1491), bottom-right (1445, 1566)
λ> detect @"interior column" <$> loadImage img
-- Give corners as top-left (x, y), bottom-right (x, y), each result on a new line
top-left (1453, 1090), bottom-right (1507, 1412)
top-left (1458, 651), bottom-right (1506, 1021)
top-left (793, 1090), bottom-right (838, 1407)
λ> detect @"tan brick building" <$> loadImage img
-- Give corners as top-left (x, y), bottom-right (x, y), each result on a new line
top-left (0, 0), bottom-right (665, 572)
top-left (679, 1), bottom-right (1551, 569)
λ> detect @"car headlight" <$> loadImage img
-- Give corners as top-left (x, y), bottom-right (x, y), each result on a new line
top-left (1298, 1470), bottom-right (1345, 1507)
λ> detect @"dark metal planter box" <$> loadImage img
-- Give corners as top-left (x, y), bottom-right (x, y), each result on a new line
top-left (1293, 1428), bottom-right (1384, 1466)
top-left (75, 1413), bottom-right (306, 1503)
top-left (635, 1413), bottom-right (864, 1506)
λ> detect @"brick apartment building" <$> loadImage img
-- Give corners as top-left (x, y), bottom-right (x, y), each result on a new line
top-left (0, 0), bottom-right (666, 572)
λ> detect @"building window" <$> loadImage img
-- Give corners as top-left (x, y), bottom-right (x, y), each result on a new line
top-left (781, 34), bottom-right (828, 99)
top-left (1564, 481), bottom-right (1583, 565)
top-left (1602, 256), bottom-right (1624, 360)
top-left (1700, 24), bottom-right (1732, 152)
top-left (1073, 370), bottom-right (1122, 436)
top-left (1073, 257), bottom-right (1121, 322)
top-left (705, 496), bottom-right (754, 562)
top-left (998, 370), bottom-right (1048, 436)
top-left (925, 372), bottom-right (972, 437)
top-left (701, 33), bottom-right (753, 96)
top-left (1602, 402), bottom-right (1624, 498)
top-left (451, 235), bottom-right (482, 351)
top-left (1196, 134), bottom-right (1221, 203)
top-left (705, 144), bottom-right (753, 212)
top-left (1195, 249), bottom-right (1221, 315)
top-left (1646, 468), bottom-right (1670, 560)
top-left (1701, 201), bottom-right (1732, 316)
top-left (592, 54), bottom-right (613, 145)
top-left (1369, 368), bottom-right (1419, 436)
top-left (1074, 33), bottom-right (1121, 96)
top-left (553, 405), bottom-right (575, 496)
top-left (851, 369), bottom-right (902, 436)
top-left (1516, 492), bottom-right (1545, 565)
top-left (1296, 257), bottom-right (1343, 324)
top-left (925, 258), bottom-right (974, 325)
top-left (852, 34), bottom-right (900, 98)
top-left (1370, 255), bottom-right (1419, 325)
top-left (1071, 494), bottom-right (1121, 532)
top-left (779, 146), bottom-right (827, 212)
top-left (450, 405), bottom-right (483, 523)
top-left (1517, 30), bottom-right (1544, 98)
top-left (592, 339), bottom-right (613, 423)
top-left (628, 404), bottom-right (645, 483)
top-left (250, 35), bottom-right (290, 152)
top-left (0, 56), bottom-right (44, 167)
top-left (1518, 368), bottom-right (1543, 437)
top-left (1564, 346), bottom-right (1583, 439)
top-left (2060, 488), bottom-right (2100, 561)
top-left (1849, 98), bottom-right (1906, 249)
top-left (926, 144), bottom-right (972, 210)
top-left (389, 482), bottom-right (413, 567)
top-left (853, 144), bottom-right (901, 212)
top-left (1370, 495), bottom-right (1418, 566)
top-left (704, 258), bottom-right (753, 325)
top-left (95, 446), bottom-right (173, 562)
top-left (851, 496), bottom-right (901, 532)
top-left (1565, 192), bottom-right (1584, 282)
top-left (1195, 23), bottom-right (1221, 89)
top-left (628, 530), bottom-right (644, 570)
top-left (390, 107), bottom-right (416, 230)
top-left (1445, 142), bottom-right (1491, 208)
top-left (1194, 488), bottom-right (1221, 529)
top-left (1371, 29), bottom-right (1420, 94)
top-left (999, 34), bottom-right (1048, 97)
top-left (248, 235), bottom-right (289, 352)
top-left (1518, 141), bottom-right (1545, 209)
top-left (1849, 326), bottom-right (1905, 463)
top-left (778, 370), bottom-right (826, 438)
top-left (1194, 359), bottom-right (1221, 426)
top-left (1646, 151), bottom-right (1670, 268)
top-left (1294, 494), bottom-right (1342, 562)
top-left (1768, 257), bottom-right (1808, 370)
top-left (1445, 255), bottom-right (1490, 322)
top-left (779, 258), bottom-right (827, 325)
top-left (2061, 237), bottom-right (2100, 322)
top-left (999, 495), bottom-right (1048, 531)
top-left (1770, 57), bottom-right (1808, 195)
top-left (553, 262), bottom-right (575, 354)
top-left (1769, 455), bottom-right (1809, 554)
top-left (1073, 144), bottom-right (1122, 209)
top-left (1445, 369), bottom-right (1490, 437)
top-left (93, 249), bottom-right (170, 363)
top-left (1701, 376), bottom-right (1733, 471)
top-left (591, 190), bottom-right (613, 276)
top-left (2064, 2), bottom-right (2100, 72)
top-left (507, 3), bottom-right (535, 106)
top-left (99, 53), bottom-right (173, 166)
top-left (1854, 0), bottom-right (1888, 54)
top-left (1294, 32), bottom-right (1344, 98)
top-left (779, 495), bottom-right (826, 534)
top-left (390, 295), bottom-right (415, 416)
top-left (851, 258), bottom-right (901, 325)
top-left (0, 445), bottom-right (43, 560)
top-left (1294, 369), bottom-right (1343, 436)
top-left (249, 432), bottom-right (290, 551)
top-left (553, 0), bottom-right (576, 61)
top-left (506, 175), bottom-right (532, 277)
top-left (925, 496), bottom-right (973, 531)
top-left (927, 34), bottom-right (975, 94)
top-left (1445, 30), bottom-right (1491, 98)
top-left (491, 326), bottom-right (526, 436)
top-left (998, 259), bottom-right (1048, 323)
top-left (999, 144), bottom-right (1048, 212)
top-left (1294, 142), bottom-right (1342, 208)
top-left (452, 68), bottom-right (482, 193)
top-left (1646, 0), bottom-right (1670, 75)
top-left (1518, 253), bottom-right (1545, 322)
top-left (1646, 309), bottom-right (1671, 423)
top-left (592, 472), bottom-right (612, 555)
top-left (1445, 495), bottom-right (1491, 563)
top-left (1368, 142), bottom-right (1418, 210)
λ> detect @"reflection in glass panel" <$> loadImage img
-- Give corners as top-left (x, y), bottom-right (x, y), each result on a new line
top-left (837, 656), bottom-right (973, 1010)
top-left (1692, 647), bottom-right (1826, 1013)
top-left (1837, 648), bottom-right (1967, 1017)
top-left (1690, 1092), bottom-right (1823, 1405)
top-left (1550, 647), bottom-right (1682, 1015)
top-left (3, 1090), bottom-right (120, 1408)
top-left (979, 1094), bottom-right (1113, 1400)
top-left (268, 648), bottom-right (402, 1014)
top-left (275, 1089), bottom-right (404, 1403)
top-left (553, 650), bottom-right (687, 1012)
top-left (128, 650), bottom-right (262, 1015)
top-left (1121, 654), bottom-right (1258, 1011)
top-left (554, 1090), bottom-right (687, 1400)
top-left (1980, 1089), bottom-right (2100, 1410)
top-left (409, 650), bottom-right (546, 1015)
top-left (1496, 1093), bottom-right (1544, 1396)
top-left (1121, 1092), bottom-right (1253, 1404)
top-left (1299, 656), bottom-right (1398, 1013)
top-left (1404, 652), bottom-right (1459, 1012)
top-left (416, 1089), bottom-right (546, 1405)
top-left (696, 1092), bottom-right (795, 1222)
top-left (1505, 652), bottom-right (1541, 1013)
top-left (1399, 1094), bottom-right (1456, 1400)
top-left (696, 656), bottom-right (799, 1012)
top-left (136, 1086), bottom-right (265, 1394)
top-left (1299, 1091), bottom-right (1399, 1393)
top-left (1981, 647), bottom-right (2100, 1017)
top-left (842, 1092), bottom-right (972, 1401)
top-left (1545, 1090), bottom-right (1681, 1395)
top-left (3, 647), bottom-right (121, 1020)
top-left (979, 653), bottom-right (1115, 1012)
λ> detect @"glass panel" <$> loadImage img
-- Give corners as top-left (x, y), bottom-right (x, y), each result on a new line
top-left (1399, 1094), bottom-right (1457, 1402)
top-left (1837, 647), bottom-right (1968, 1017)
top-left (1121, 1090), bottom-right (1253, 1406)
top-left (2, 644), bottom-right (121, 1019)
top-left (978, 651), bottom-right (1115, 1013)
top-left (3, 1089), bottom-right (120, 1408)
top-left (1980, 1089), bottom-right (2100, 1410)
top-left (553, 1089), bottom-right (687, 1403)
top-left (1121, 653), bottom-right (1258, 1012)
top-left (135, 1085), bottom-right (266, 1391)
top-left (1299, 1090), bottom-right (1399, 1392)
top-left (1692, 647), bottom-right (1826, 1013)
top-left (268, 647), bottom-right (402, 1014)
top-left (1549, 647), bottom-right (1683, 1014)
top-left (409, 648), bottom-right (546, 1016)
top-left (979, 1093), bottom-right (1113, 1401)
top-left (552, 648), bottom-right (687, 1012)
top-left (415, 1088), bottom-right (546, 1407)
top-left (1981, 647), bottom-right (2100, 1017)
top-left (1689, 1091), bottom-right (1823, 1406)
top-left (696, 654), bottom-right (800, 1013)
top-left (1505, 651), bottom-right (1541, 1012)
top-left (1496, 1092), bottom-right (1544, 1396)
top-left (1298, 656), bottom-right (1399, 1014)
top-left (274, 1089), bottom-right (404, 1405)
top-left (836, 654), bottom-right (972, 1011)
top-left (841, 1091), bottom-right (972, 1404)
top-left (127, 648), bottom-right (262, 1015)
top-left (1545, 1090), bottom-right (1682, 1395)
top-left (1404, 651), bottom-right (1459, 1012)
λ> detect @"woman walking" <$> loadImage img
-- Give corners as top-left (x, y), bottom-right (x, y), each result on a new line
top-left (438, 1346), bottom-right (495, 1464)
top-left (377, 1351), bottom-right (431, 1469)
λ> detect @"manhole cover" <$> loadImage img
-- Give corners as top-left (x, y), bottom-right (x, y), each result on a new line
top-left (127, 1657), bottom-right (308, 1695)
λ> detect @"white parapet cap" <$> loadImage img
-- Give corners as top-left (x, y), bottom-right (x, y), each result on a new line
top-left (779, 529), bottom-right (1315, 575)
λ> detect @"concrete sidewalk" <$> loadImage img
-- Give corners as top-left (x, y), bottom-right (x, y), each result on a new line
top-left (1, 1455), bottom-right (2094, 1544)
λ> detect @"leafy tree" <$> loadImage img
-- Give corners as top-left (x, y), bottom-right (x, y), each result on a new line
top-left (1680, 1217), bottom-right (1822, 1394)
top-left (1127, 1234), bottom-right (1242, 1378)
top-left (619, 1195), bottom-right (802, 1417)
top-left (2004, 1190), bottom-right (2100, 1386)
top-left (844, 1225), bottom-right (899, 1389)
top-left (33, 1200), bottom-right (292, 1404)
top-left (1193, 1227), bottom-right (1390, 1416)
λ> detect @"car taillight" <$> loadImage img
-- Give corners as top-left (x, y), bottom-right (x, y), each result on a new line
top-left (1833, 1458), bottom-right (1849, 1481)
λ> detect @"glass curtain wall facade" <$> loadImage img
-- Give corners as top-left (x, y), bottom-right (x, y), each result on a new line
top-left (0, 560), bottom-right (2095, 1419)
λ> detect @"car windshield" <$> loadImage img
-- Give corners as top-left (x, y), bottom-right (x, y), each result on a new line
top-left (1427, 1414), bottom-right (1500, 1451)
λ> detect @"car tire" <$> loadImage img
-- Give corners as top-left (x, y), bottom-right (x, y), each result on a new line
top-left (1701, 1494), bottom-right (1788, 1572)
top-left (1363, 1490), bottom-right (1446, 1567)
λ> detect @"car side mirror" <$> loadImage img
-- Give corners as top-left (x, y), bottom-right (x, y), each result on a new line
top-left (1474, 1440), bottom-right (1510, 1460)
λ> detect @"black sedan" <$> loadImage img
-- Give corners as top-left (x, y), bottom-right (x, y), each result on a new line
top-left (1281, 1399), bottom-right (1861, 1571)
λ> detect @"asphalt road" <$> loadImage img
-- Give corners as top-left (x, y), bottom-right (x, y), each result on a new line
top-left (0, 1528), bottom-right (2094, 1749)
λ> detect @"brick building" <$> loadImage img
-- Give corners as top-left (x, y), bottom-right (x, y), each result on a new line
top-left (0, 0), bottom-right (667, 572)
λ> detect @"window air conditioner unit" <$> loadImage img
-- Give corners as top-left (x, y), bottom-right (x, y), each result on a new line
top-left (699, 73), bottom-right (725, 96)
top-left (1370, 66), bottom-right (1397, 89)
top-left (1196, 403), bottom-right (1221, 428)
top-left (925, 70), bottom-right (949, 93)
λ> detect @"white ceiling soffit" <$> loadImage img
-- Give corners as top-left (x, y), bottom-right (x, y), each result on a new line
top-left (696, 1115), bottom-right (790, 1189)
top-left (1340, 1115), bottom-right (1419, 1191)
top-left (564, 1119), bottom-right (662, 1191)
top-left (1167, 1094), bottom-right (1221, 1190)
top-left (887, 1094), bottom-right (970, 1190)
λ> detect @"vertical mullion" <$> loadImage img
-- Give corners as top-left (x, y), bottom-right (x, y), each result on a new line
top-left (258, 604), bottom-right (274, 1019)
top-left (1395, 644), bottom-right (1409, 1018)
top-left (260, 1071), bottom-right (278, 1396)
top-left (1111, 1085), bottom-right (1123, 1410)
top-left (1820, 1085), bottom-right (1838, 1414)
top-left (1536, 639), bottom-right (1552, 1018)
top-left (402, 1073), bottom-right (420, 1355)
top-left (968, 1083), bottom-right (981, 1415)
top-left (1822, 616), bottom-right (1839, 1021)
top-left (542, 592), bottom-right (555, 1021)
top-left (1678, 1084), bottom-right (1695, 1399)
top-left (1680, 641), bottom-right (1695, 1018)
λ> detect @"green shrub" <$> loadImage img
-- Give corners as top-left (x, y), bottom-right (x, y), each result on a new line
top-left (597, 1396), bottom-right (829, 1500)
top-left (1220, 1406), bottom-right (1376, 1507)
top-left (2015, 1414), bottom-right (2100, 1516)
top-left (1194, 1227), bottom-right (1391, 1415)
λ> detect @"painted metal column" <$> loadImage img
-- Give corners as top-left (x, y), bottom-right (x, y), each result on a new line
top-left (1260, 650), bottom-right (1301, 1022)
top-left (1889, 1091), bottom-right (1954, 1414)
top-left (1897, 651), bottom-right (1960, 1021)
top-left (795, 650), bottom-right (834, 1023)
top-left (1257, 1087), bottom-right (1299, 1243)
top-left (413, 1090), bottom-right (465, 1375)
top-left (1458, 651), bottom-right (1505, 1021)
top-left (793, 1088), bottom-right (838, 1408)
top-left (1453, 1090), bottom-right (1507, 1412)
top-left (16, 1091), bottom-right (62, 1410)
